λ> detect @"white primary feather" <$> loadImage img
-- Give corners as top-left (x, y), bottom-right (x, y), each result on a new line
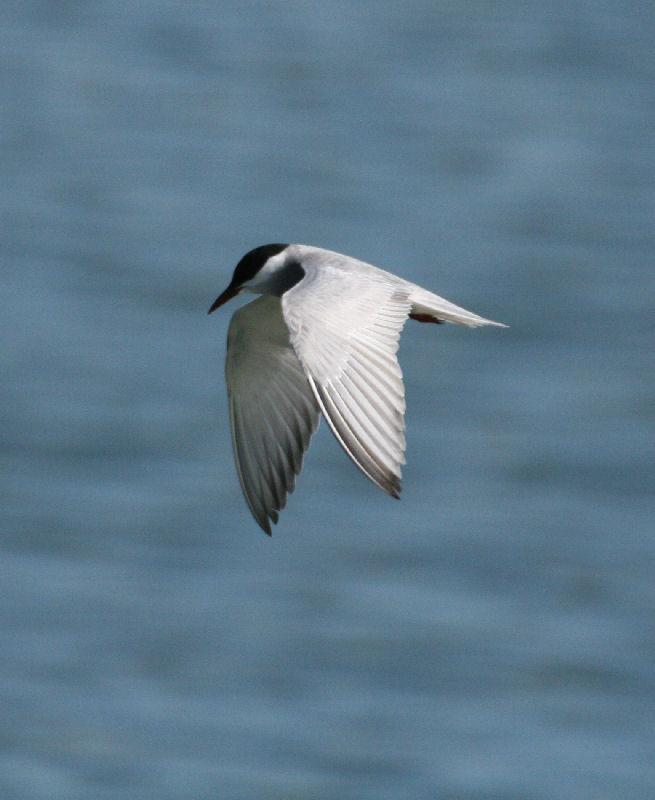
top-left (282, 257), bottom-right (411, 497)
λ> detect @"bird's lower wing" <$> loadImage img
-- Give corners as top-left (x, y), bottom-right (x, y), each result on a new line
top-left (282, 271), bottom-right (411, 497)
top-left (225, 296), bottom-right (320, 534)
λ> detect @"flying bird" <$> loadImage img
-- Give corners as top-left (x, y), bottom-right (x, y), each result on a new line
top-left (209, 244), bottom-right (505, 535)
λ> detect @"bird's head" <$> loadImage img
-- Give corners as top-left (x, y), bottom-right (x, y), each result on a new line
top-left (209, 243), bottom-right (306, 313)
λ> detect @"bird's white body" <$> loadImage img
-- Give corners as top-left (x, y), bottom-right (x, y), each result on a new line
top-left (211, 244), bottom-right (505, 534)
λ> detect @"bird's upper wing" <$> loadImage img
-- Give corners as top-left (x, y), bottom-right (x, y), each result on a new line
top-left (282, 266), bottom-right (412, 497)
top-left (225, 295), bottom-right (320, 535)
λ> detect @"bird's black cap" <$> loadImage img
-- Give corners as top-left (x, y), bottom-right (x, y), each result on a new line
top-left (208, 243), bottom-right (289, 314)
top-left (231, 243), bottom-right (288, 288)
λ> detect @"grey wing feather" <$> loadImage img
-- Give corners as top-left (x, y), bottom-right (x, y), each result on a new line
top-left (225, 295), bottom-right (320, 534)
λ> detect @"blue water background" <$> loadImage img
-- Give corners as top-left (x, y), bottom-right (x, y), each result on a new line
top-left (2, 2), bottom-right (654, 798)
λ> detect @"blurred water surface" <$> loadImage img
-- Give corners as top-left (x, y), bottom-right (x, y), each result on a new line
top-left (2, 1), bottom-right (654, 798)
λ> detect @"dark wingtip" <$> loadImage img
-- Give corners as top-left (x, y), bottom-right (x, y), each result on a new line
top-left (257, 515), bottom-right (273, 536)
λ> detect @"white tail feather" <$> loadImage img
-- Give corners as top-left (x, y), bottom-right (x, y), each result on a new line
top-left (409, 287), bottom-right (507, 328)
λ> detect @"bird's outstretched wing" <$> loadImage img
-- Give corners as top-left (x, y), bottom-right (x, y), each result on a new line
top-left (225, 295), bottom-right (320, 534)
top-left (282, 268), bottom-right (411, 497)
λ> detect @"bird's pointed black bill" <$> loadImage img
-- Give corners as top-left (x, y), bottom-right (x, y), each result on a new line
top-left (208, 286), bottom-right (238, 314)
